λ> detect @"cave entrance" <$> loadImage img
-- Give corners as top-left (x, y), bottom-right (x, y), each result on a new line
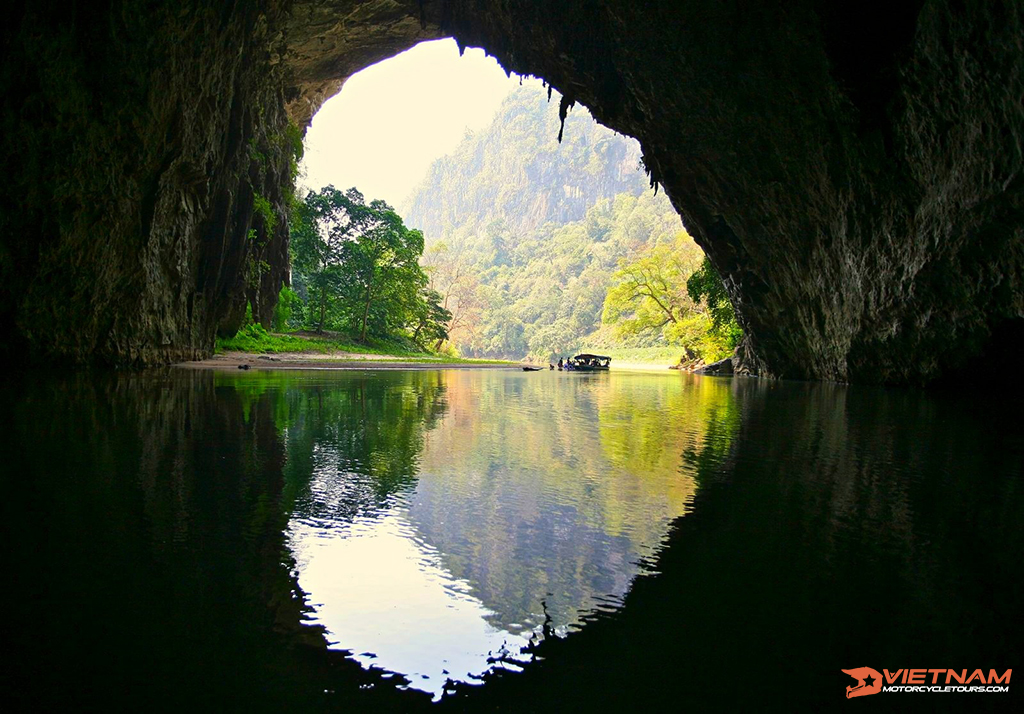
top-left (291, 39), bottom-right (709, 363)
top-left (300, 39), bottom-right (520, 210)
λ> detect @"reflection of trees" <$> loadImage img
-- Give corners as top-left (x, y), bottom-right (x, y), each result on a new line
top-left (595, 373), bottom-right (740, 492)
top-left (446, 379), bottom-right (1024, 710)
top-left (271, 371), bottom-right (449, 523)
top-left (214, 370), bottom-right (449, 522)
top-left (4, 370), bottom-right (430, 711)
top-left (411, 371), bottom-right (739, 635)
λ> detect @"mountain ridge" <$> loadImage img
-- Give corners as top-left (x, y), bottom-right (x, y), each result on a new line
top-left (402, 84), bottom-right (648, 241)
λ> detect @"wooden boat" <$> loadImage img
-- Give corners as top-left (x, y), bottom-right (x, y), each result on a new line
top-left (522, 365), bottom-right (544, 371)
top-left (565, 353), bottom-right (611, 372)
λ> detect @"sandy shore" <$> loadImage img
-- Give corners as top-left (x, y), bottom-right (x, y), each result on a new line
top-left (176, 351), bottom-right (522, 371)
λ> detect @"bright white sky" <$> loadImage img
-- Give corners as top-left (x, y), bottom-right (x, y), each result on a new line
top-left (300, 39), bottom-right (542, 207)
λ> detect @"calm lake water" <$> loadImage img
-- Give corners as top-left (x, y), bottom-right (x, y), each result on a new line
top-left (3, 368), bottom-right (1022, 711)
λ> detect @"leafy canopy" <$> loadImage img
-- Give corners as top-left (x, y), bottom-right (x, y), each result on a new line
top-left (602, 238), bottom-right (742, 363)
top-left (289, 186), bottom-right (449, 346)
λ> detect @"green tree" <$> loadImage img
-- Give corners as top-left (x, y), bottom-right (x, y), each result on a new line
top-left (409, 288), bottom-right (452, 350)
top-left (687, 257), bottom-right (737, 331)
top-left (601, 234), bottom-right (701, 339)
top-left (686, 256), bottom-right (743, 351)
top-left (600, 235), bottom-right (741, 362)
top-left (291, 186), bottom-right (441, 344)
top-left (289, 186), bottom-right (368, 334)
top-left (272, 286), bottom-right (301, 331)
top-left (337, 197), bottom-right (427, 342)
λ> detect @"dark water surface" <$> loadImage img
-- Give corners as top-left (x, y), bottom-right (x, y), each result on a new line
top-left (3, 368), bottom-right (1022, 711)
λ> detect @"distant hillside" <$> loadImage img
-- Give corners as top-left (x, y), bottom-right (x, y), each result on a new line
top-left (402, 84), bottom-right (648, 240)
top-left (403, 82), bottom-right (706, 362)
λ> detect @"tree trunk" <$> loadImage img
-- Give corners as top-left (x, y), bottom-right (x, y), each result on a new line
top-left (317, 281), bottom-right (327, 334)
top-left (359, 284), bottom-right (372, 343)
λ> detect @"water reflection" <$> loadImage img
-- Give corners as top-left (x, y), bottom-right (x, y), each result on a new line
top-left (5, 369), bottom-right (1021, 711)
top-left (2, 370), bottom-right (426, 711)
top-left (408, 372), bottom-right (718, 635)
top-left (273, 370), bottom-right (726, 697)
top-left (444, 379), bottom-right (1024, 711)
top-left (292, 510), bottom-right (530, 695)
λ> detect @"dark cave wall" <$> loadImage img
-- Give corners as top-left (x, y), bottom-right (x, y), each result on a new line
top-left (0, 1), bottom-right (294, 365)
top-left (1, 0), bottom-right (1022, 382)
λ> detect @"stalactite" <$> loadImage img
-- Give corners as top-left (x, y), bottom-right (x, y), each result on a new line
top-left (557, 94), bottom-right (575, 143)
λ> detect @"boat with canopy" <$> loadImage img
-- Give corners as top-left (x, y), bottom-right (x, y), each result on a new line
top-left (565, 354), bottom-right (611, 372)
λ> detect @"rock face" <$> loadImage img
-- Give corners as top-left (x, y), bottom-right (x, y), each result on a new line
top-left (2, 0), bottom-right (1022, 382)
top-left (1, 1), bottom-right (296, 365)
top-left (694, 358), bottom-right (735, 377)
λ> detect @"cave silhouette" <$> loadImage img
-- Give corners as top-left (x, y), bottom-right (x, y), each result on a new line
top-left (1, 0), bottom-right (1021, 383)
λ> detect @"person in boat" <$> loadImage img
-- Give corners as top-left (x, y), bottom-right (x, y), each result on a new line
top-left (557, 357), bottom-right (563, 370)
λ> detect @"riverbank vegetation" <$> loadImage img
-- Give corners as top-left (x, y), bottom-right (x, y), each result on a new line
top-left (216, 322), bottom-right (512, 364)
top-left (218, 323), bottom-right (429, 357)
top-left (289, 186), bottom-right (450, 345)
top-left (220, 185), bottom-right (455, 358)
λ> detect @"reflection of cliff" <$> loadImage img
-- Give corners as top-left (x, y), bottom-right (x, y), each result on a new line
top-left (4, 370), bottom-right (430, 711)
top-left (444, 379), bottom-right (1024, 710)
top-left (411, 371), bottom-right (738, 634)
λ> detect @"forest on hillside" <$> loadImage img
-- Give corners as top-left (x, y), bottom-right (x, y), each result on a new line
top-left (404, 85), bottom-right (740, 363)
top-left (400, 85), bottom-right (648, 239)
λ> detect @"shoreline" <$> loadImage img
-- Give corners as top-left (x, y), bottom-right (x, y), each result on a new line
top-left (175, 351), bottom-right (522, 371)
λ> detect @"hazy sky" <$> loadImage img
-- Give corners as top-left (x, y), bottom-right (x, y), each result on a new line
top-left (300, 39), bottom-right (543, 207)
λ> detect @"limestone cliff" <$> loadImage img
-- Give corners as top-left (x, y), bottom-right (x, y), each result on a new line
top-left (1, 1), bottom-right (296, 365)
top-left (2, 0), bottom-right (1022, 383)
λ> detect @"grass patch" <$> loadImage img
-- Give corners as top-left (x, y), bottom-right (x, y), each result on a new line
top-left (578, 345), bottom-right (685, 366)
top-left (216, 324), bottom-right (514, 364)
